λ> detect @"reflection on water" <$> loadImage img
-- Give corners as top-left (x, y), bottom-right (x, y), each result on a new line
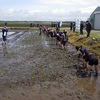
top-left (75, 77), bottom-right (99, 96)
top-left (41, 35), bottom-right (49, 48)
top-left (66, 64), bottom-right (100, 97)
top-left (0, 32), bottom-right (15, 38)
top-left (2, 43), bottom-right (8, 57)
top-left (67, 44), bottom-right (76, 52)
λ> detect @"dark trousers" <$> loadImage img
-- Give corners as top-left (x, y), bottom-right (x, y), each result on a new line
top-left (73, 27), bottom-right (75, 32)
top-left (80, 29), bottom-right (83, 35)
top-left (87, 30), bottom-right (91, 37)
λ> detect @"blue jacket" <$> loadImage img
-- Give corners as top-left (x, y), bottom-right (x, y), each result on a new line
top-left (2, 27), bottom-right (8, 37)
top-left (80, 48), bottom-right (89, 55)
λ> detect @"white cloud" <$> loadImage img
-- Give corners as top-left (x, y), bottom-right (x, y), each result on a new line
top-left (80, 6), bottom-right (97, 13)
top-left (28, 10), bottom-right (41, 15)
top-left (0, 0), bottom-right (99, 21)
top-left (52, 9), bottom-right (65, 14)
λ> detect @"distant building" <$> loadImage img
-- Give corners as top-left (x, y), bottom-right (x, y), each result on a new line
top-left (89, 6), bottom-right (100, 30)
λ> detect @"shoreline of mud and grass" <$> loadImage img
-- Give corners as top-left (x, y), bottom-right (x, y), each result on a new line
top-left (66, 29), bottom-right (100, 58)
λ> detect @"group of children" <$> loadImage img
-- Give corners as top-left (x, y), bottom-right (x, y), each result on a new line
top-left (1, 24), bottom-right (99, 77)
top-left (40, 25), bottom-right (68, 50)
top-left (39, 25), bottom-right (99, 77)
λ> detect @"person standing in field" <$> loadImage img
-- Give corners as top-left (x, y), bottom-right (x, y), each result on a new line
top-left (70, 22), bottom-right (73, 31)
top-left (60, 30), bottom-right (68, 50)
top-left (86, 21), bottom-right (92, 38)
top-left (30, 23), bottom-right (33, 27)
top-left (80, 21), bottom-right (84, 36)
top-left (73, 22), bottom-right (75, 33)
top-left (2, 25), bottom-right (8, 56)
top-left (5, 22), bottom-right (7, 26)
top-left (39, 25), bottom-right (42, 35)
top-left (2, 26), bottom-right (8, 46)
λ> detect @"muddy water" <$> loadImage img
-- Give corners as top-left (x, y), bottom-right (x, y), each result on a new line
top-left (0, 32), bottom-right (15, 38)
top-left (0, 30), bottom-right (100, 100)
top-left (0, 32), bottom-right (15, 48)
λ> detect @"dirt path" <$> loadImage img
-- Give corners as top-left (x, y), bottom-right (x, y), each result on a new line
top-left (0, 30), bottom-right (100, 100)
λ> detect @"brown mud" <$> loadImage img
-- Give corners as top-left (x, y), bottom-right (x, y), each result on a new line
top-left (0, 30), bottom-right (100, 100)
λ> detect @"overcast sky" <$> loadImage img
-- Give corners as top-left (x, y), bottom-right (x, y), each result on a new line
top-left (0, 0), bottom-right (99, 21)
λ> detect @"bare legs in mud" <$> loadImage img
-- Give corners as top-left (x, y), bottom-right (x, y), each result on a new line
top-left (86, 64), bottom-right (99, 77)
top-left (61, 43), bottom-right (66, 50)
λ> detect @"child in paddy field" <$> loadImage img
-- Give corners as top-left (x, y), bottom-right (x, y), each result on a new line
top-left (2, 26), bottom-right (8, 46)
top-left (55, 30), bottom-right (61, 45)
top-left (75, 46), bottom-right (99, 77)
top-left (39, 25), bottom-right (42, 35)
top-left (85, 53), bottom-right (99, 77)
top-left (60, 30), bottom-right (68, 50)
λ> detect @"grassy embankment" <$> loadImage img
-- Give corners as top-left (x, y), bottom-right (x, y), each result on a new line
top-left (66, 29), bottom-right (100, 58)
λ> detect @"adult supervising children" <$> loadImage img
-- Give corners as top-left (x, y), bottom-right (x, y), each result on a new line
top-left (80, 21), bottom-right (84, 36)
top-left (86, 21), bottom-right (91, 38)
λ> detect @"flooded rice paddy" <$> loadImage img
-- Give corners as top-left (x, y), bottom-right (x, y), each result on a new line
top-left (0, 29), bottom-right (100, 100)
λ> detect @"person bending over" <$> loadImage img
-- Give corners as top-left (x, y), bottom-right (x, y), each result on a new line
top-left (75, 46), bottom-right (99, 77)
